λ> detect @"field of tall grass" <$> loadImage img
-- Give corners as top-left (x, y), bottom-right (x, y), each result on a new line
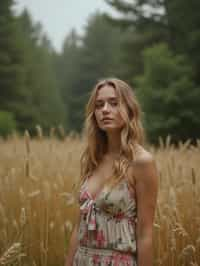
top-left (0, 130), bottom-right (199, 266)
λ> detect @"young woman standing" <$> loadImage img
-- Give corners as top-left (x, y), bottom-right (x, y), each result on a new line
top-left (65, 78), bottom-right (158, 266)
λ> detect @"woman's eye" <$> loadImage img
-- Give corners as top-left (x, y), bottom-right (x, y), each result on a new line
top-left (110, 101), bottom-right (118, 106)
top-left (95, 103), bottom-right (103, 108)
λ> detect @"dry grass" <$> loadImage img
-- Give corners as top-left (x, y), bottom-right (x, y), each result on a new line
top-left (0, 131), bottom-right (199, 266)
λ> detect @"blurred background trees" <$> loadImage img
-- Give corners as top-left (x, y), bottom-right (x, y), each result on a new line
top-left (0, 0), bottom-right (200, 144)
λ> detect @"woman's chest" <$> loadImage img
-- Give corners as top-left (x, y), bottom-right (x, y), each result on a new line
top-left (79, 179), bottom-right (136, 217)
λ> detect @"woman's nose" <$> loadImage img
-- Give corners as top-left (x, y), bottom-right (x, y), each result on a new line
top-left (102, 102), bottom-right (110, 112)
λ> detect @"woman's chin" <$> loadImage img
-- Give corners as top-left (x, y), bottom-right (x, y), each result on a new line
top-left (102, 126), bottom-right (122, 133)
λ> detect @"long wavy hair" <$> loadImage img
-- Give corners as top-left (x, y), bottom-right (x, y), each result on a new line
top-left (77, 77), bottom-right (146, 192)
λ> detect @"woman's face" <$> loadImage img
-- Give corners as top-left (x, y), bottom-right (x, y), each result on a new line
top-left (94, 85), bottom-right (125, 132)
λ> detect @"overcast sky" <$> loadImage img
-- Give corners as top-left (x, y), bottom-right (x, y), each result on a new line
top-left (13, 0), bottom-right (117, 52)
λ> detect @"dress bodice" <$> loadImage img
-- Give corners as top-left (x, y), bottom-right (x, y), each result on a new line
top-left (77, 177), bottom-right (137, 254)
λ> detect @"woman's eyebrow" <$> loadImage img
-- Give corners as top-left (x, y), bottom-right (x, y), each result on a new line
top-left (96, 97), bottom-right (118, 102)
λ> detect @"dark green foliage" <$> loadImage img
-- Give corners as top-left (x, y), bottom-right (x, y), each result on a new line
top-left (56, 29), bottom-right (83, 132)
top-left (104, 0), bottom-right (200, 85)
top-left (104, 0), bottom-right (200, 143)
top-left (0, 4), bottom-right (66, 136)
top-left (0, 111), bottom-right (17, 138)
top-left (135, 43), bottom-right (200, 143)
top-left (0, 0), bottom-right (26, 126)
top-left (16, 10), bottom-right (66, 134)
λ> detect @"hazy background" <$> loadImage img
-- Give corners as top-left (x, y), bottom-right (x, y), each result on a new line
top-left (1, 0), bottom-right (200, 145)
top-left (14, 0), bottom-right (116, 52)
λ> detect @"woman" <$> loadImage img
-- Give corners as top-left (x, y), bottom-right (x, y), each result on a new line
top-left (65, 78), bottom-right (158, 266)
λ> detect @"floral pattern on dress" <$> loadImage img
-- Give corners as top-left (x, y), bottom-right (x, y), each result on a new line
top-left (73, 177), bottom-right (137, 266)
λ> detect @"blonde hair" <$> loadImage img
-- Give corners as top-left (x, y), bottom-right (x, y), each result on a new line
top-left (78, 77), bottom-right (146, 191)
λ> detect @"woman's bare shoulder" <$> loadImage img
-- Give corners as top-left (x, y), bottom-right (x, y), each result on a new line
top-left (134, 144), bottom-right (154, 164)
top-left (128, 144), bottom-right (156, 183)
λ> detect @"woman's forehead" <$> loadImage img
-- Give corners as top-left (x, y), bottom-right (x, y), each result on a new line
top-left (96, 85), bottom-right (118, 100)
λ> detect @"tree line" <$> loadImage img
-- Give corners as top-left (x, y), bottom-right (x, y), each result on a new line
top-left (0, 0), bottom-right (199, 144)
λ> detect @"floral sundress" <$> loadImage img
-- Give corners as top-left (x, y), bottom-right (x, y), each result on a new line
top-left (72, 176), bottom-right (137, 266)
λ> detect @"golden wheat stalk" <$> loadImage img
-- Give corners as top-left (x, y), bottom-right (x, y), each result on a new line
top-left (24, 130), bottom-right (31, 178)
top-left (0, 242), bottom-right (26, 265)
top-left (35, 125), bottom-right (43, 140)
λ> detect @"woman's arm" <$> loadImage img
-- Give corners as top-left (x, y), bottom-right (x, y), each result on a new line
top-left (133, 153), bottom-right (159, 266)
top-left (64, 209), bottom-right (81, 266)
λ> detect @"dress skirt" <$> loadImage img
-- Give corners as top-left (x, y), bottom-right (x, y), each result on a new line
top-left (73, 245), bottom-right (137, 266)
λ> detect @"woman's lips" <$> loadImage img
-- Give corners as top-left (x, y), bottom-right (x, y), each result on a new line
top-left (102, 118), bottom-right (113, 123)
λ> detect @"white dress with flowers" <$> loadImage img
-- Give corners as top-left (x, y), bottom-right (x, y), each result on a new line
top-left (73, 176), bottom-right (137, 266)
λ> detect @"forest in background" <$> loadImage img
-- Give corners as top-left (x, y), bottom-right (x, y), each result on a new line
top-left (1, 0), bottom-right (200, 144)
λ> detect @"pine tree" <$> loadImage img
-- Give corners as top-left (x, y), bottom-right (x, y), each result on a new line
top-left (17, 9), bottom-right (66, 134)
top-left (0, 0), bottom-right (25, 130)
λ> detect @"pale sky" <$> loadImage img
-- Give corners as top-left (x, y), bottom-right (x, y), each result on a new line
top-left (13, 0), bottom-right (117, 52)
